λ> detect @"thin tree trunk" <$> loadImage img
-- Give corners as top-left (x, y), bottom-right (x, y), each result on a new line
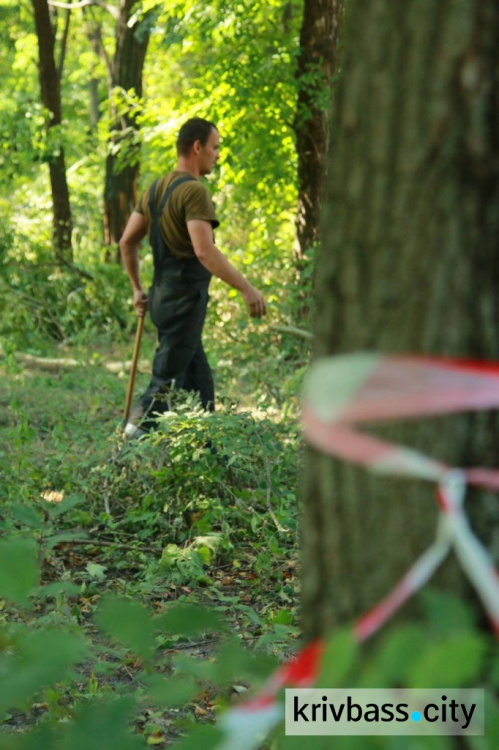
top-left (87, 26), bottom-right (101, 129)
top-left (294, 0), bottom-right (342, 263)
top-left (103, 0), bottom-right (150, 262)
top-left (302, 0), bottom-right (499, 641)
top-left (32, 0), bottom-right (73, 262)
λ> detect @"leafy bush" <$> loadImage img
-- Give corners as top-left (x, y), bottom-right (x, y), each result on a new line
top-left (0, 247), bottom-right (134, 346)
top-left (87, 396), bottom-right (300, 550)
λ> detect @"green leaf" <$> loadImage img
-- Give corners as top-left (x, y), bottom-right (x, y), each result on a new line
top-left (86, 563), bottom-right (107, 581)
top-left (272, 609), bottom-right (294, 626)
top-left (0, 628), bottom-right (88, 713)
top-left (159, 543), bottom-right (182, 569)
top-left (419, 589), bottom-right (476, 634)
top-left (49, 493), bottom-right (86, 517)
top-left (143, 673), bottom-right (199, 707)
top-left (96, 595), bottom-right (155, 660)
top-left (158, 604), bottom-right (227, 637)
top-left (0, 536), bottom-right (38, 606)
top-left (407, 634), bottom-right (487, 688)
top-left (315, 628), bottom-right (358, 687)
top-left (36, 581), bottom-right (80, 599)
top-left (489, 651), bottom-right (499, 689)
top-left (195, 545), bottom-right (213, 565)
top-left (206, 638), bottom-right (278, 686)
top-left (358, 625), bottom-right (427, 688)
top-left (170, 725), bottom-right (224, 750)
top-left (8, 502), bottom-right (43, 529)
top-left (61, 696), bottom-right (143, 750)
top-left (0, 721), bottom-right (58, 750)
top-left (171, 653), bottom-right (217, 682)
top-left (482, 693), bottom-right (499, 746)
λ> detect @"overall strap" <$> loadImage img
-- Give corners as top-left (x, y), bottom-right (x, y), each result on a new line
top-left (148, 175), bottom-right (196, 273)
top-left (158, 175), bottom-right (196, 214)
top-left (148, 179), bottom-right (160, 271)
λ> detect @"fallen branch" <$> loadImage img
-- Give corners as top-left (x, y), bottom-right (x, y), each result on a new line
top-left (270, 324), bottom-right (314, 341)
top-left (0, 347), bottom-right (151, 375)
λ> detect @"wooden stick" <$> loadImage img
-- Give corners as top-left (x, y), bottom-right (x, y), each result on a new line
top-left (123, 315), bottom-right (145, 424)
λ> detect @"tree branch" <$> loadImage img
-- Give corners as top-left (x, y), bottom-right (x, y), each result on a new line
top-left (87, 7), bottom-right (114, 87)
top-left (57, 4), bottom-right (71, 80)
top-left (270, 324), bottom-right (314, 341)
top-left (49, 0), bottom-right (94, 9)
top-left (58, 255), bottom-right (95, 281)
top-left (48, 0), bottom-right (119, 21)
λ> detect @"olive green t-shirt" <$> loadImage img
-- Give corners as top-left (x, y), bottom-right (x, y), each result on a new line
top-left (135, 170), bottom-right (219, 261)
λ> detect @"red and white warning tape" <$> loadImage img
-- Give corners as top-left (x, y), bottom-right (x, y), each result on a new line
top-left (216, 354), bottom-right (499, 749)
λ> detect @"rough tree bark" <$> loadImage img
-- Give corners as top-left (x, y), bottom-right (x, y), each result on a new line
top-left (103, 0), bottom-right (151, 261)
top-left (302, 0), bottom-right (499, 640)
top-left (32, 0), bottom-right (73, 262)
top-left (294, 0), bottom-right (343, 262)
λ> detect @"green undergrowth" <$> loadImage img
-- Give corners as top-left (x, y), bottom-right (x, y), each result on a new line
top-left (0, 341), bottom-right (303, 746)
top-left (0, 536), bottom-right (498, 750)
top-left (2, 342), bottom-right (498, 750)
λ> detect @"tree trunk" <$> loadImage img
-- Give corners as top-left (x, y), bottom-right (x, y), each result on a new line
top-left (103, 0), bottom-right (150, 262)
top-left (294, 0), bottom-right (342, 263)
top-left (88, 28), bottom-right (101, 129)
top-left (32, 0), bottom-right (73, 262)
top-left (302, 0), bottom-right (499, 641)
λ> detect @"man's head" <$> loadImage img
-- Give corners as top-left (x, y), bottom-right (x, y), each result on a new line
top-left (176, 118), bottom-right (220, 176)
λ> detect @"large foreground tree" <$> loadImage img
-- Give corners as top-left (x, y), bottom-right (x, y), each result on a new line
top-left (302, 0), bottom-right (499, 639)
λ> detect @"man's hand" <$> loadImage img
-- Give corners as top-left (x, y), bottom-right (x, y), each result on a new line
top-left (120, 212), bottom-right (148, 316)
top-left (133, 289), bottom-right (148, 317)
top-left (188, 220), bottom-right (267, 318)
top-left (242, 284), bottom-right (267, 318)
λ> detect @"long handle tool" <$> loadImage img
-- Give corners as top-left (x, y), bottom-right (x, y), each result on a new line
top-left (123, 314), bottom-right (145, 425)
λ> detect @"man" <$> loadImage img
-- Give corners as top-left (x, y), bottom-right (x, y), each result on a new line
top-left (119, 117), bottom-right (266, 436)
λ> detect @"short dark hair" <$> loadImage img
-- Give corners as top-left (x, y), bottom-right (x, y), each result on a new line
top-left (176, 118), bottom-right (218, 156)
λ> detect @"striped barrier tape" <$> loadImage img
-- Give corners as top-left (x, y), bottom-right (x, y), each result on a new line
top-left (215, 354), bottom-right (499, 749)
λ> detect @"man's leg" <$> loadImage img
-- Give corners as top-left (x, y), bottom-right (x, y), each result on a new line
top-left (134, 284), bottom-right (209, 429)
top-left (183, 342), bottom-right (215, 411)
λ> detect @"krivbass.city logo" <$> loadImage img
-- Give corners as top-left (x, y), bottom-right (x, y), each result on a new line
top-left (285, 689), bottom-right (484, 736)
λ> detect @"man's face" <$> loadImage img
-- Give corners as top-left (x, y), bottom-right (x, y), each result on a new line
top-left (198, 128), bottom-right (220, 176)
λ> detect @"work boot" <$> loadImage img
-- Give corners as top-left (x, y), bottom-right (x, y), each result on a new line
top-left (124, 405), bottom-right (149, 439)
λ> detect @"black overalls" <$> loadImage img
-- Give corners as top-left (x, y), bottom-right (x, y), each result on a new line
top-left (138, 177), bottom-right (215, 426)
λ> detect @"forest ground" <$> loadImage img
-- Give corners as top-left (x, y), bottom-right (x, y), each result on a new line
top-left (0, 327), bottom-right (304, 748)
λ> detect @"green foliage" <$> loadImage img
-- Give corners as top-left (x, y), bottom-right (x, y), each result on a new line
top-left (0, 624), bottom-right (88, 717)
top-left (0, 537), bottom-right (38, 607)
top-left (406, 633), bottom-right (487, 689)
top-left (0, 352), bottom-right (496, 749)
top-left (0, 238), bottom-right (133, 346)
top-left (85, 397), bottom-right (300, 559)
top-left (0, 537), bottom-right (497, 750)
top-left (138, 0), bottom-right (301, 275)
top-left (272, 606), bottom-right (499, 750)
top-left (315, 629), bottom-right (358, 687)
top-left (0, 0), bottom-right (312, 360)
top-left (0, 349), bottom-right (300, 745)
top-left (97, 596), bottom-right (156, 662)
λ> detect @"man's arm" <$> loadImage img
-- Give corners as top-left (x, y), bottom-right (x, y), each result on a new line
top-left (119, 212), bottom-right (149, 317)
top-left (187, 220), bottom-right (266, 318)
